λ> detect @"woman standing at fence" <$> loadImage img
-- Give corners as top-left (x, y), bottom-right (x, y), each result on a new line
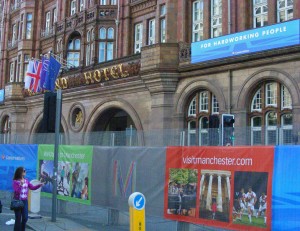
top-left (12, 166), bottom-right (43, 231)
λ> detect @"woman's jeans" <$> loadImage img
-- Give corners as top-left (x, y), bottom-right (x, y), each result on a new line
top-left (14, 199), bottom-right (28, 231)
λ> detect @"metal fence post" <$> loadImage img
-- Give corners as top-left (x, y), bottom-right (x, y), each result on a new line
top-left (177, 221), bottom-right (189, 231)
top-left (180, 131), bottom-right (185, 146)
top-left (111, 133), bottom-right (115, 146)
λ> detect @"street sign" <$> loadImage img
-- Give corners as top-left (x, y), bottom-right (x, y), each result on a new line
top-left (128, 192), bottom-right (146, 231)
top-left (133, 194), bottom-right (145, 210)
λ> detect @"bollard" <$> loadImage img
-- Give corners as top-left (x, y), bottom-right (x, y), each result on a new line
top-left (128, 192), bottom-right (146, 231)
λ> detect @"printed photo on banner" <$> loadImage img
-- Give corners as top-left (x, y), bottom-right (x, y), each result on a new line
top-left (233, 171), bottom-right (268, 229)
top-left (167, 168), bottom-right (197, 217)
top-left (164, 146), bottom-right (274, 231)
top-left (39, 160), bottom-right (54, 193)
top-left (38, 145), bottom-right (93, 205)
top-left (199, 170), bottom-right (231, 223)
top-left (70, 162), bottom-right (89, 200)
top-left (57, 161), bottom-right (71, 196)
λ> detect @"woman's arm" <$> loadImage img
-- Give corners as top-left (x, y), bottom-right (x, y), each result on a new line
top-left (27, 179), bottom-right (43, 190)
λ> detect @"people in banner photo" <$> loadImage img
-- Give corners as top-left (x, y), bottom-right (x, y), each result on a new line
top-left (233, 171), bottom-right (268, 228)
top-left (81, 177), bottom-right (89, 200)
top-left (39, 160), bottom-right (54, 193)
top-left (245, 186), bottom-right (257, 223)
top-left (211, 200), bottom-right (217, 220)
top-left (235, 188), bottom-right (246, 221)
top-left (256, 192), bottom-right (267, 224)
top-left (167, 168), bottom-right (197, 217)
top-left (12, 166), bottom-right (43, 231)
top-left (57, 162), bottom-right (71, 196)
top-left (199, 170), bottom-right (231, 222)
top-left (70, 162), bottom-right (89, 199)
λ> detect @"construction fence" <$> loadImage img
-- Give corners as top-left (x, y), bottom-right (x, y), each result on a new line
top-left (0, 126), bottom-right (298, 146)
top-left (0, 145), bottom-right (299, 230)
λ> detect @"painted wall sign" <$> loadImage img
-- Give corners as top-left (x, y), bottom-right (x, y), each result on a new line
top-left (191, 19), bottom-right (300, 64)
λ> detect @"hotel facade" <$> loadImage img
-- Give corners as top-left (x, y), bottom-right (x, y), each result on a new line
top-left (0, 0), bottom-right (299, 146)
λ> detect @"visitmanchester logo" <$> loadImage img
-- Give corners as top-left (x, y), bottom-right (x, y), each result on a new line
top-left (1, 154), bottom-right (25, 161)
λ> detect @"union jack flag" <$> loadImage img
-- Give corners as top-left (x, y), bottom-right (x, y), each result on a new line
top-left (24, 60), bottom-right (43, 92)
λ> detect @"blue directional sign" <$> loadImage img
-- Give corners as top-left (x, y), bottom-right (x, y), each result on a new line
top-left (133, 194), bottom-right (145, 210)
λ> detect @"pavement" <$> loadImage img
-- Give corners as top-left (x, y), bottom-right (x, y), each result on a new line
top-left (0, 205), bottom-right (128, 231)
top-left (0, 205), bottom-right (14, 231)
top-left (1, 204), bottom-right (228, 231)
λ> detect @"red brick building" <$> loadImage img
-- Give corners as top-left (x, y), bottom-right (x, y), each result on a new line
top-left (0, 0), bottom-right (299, 146)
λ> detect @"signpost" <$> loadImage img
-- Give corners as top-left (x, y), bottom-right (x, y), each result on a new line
top-left (51, 89), bottom-right (62, 222)
top-left (128, 192), bottom-right (146, 231)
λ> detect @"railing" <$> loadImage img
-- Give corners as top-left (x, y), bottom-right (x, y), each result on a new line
top-left (10, 0), bottom-right (22, 12)
top-left (130, 0), bottom-right (146, 3)
top-left (40, 27), bottom-right (54, 38)
top-left (0, 126), bottom-right (297, 146)
top-left (99, 8), bottom-right (116, 18)
top-left (179, 42), bottom-right (191, 62)
top-left (55, 6), bottom-right (116, 34)
top-left (7, 39), bottom-right (19, 49)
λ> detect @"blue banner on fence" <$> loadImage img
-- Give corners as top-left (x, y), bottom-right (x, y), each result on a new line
top-left (0, 144), bottom-right (38, 191)
top-left (191, 19), bottom-right (300, 64)
top-left (272, 146), bottom-right (300, 231)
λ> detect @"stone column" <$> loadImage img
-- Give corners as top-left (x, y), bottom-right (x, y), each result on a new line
top-left (217, 175), bottom-right (223, 212)
top-left (206, 174), bottom-right (213, 210)
top-left (199, 174), bottom-right (205, 198)
top-left (140, 44), bottom-right (179, 145)
top-left (226, 176), bottom-right (231, 200)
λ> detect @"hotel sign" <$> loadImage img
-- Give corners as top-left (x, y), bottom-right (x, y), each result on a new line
top-left (191, 19), bottom-right (300, 64)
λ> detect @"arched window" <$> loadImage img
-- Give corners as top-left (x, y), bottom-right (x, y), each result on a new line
top-left (56, 39), bottom-right (63, 63)
top-left (1, 116), bottom-right (10, 144)
top-left (71, 0), bottom-right (77, 16)
top-left (251, 89), bottom-right (262, 112)
top-left (199, 117), bottom-right (209, 146)
top-left (98, 27), bottom-right (114, 63)
top-left (186, 90), bottom-right (219, 146)
top-left (86, 28), bottom-right (94, 66)
top-left (249, 81), bottom-right (293, 145)
top-left (266, 111), bottom-right (277, 145)
top-left (107, 27), bottom-right (114, 39)
top-left (67, 34), bottom-right (81, 68)
top-left (99, 28), bottom-right (106, 39)
top-left (188, 97), bottom-right (196, 116)
top-left (251, 116), bottom-right (262, 145)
